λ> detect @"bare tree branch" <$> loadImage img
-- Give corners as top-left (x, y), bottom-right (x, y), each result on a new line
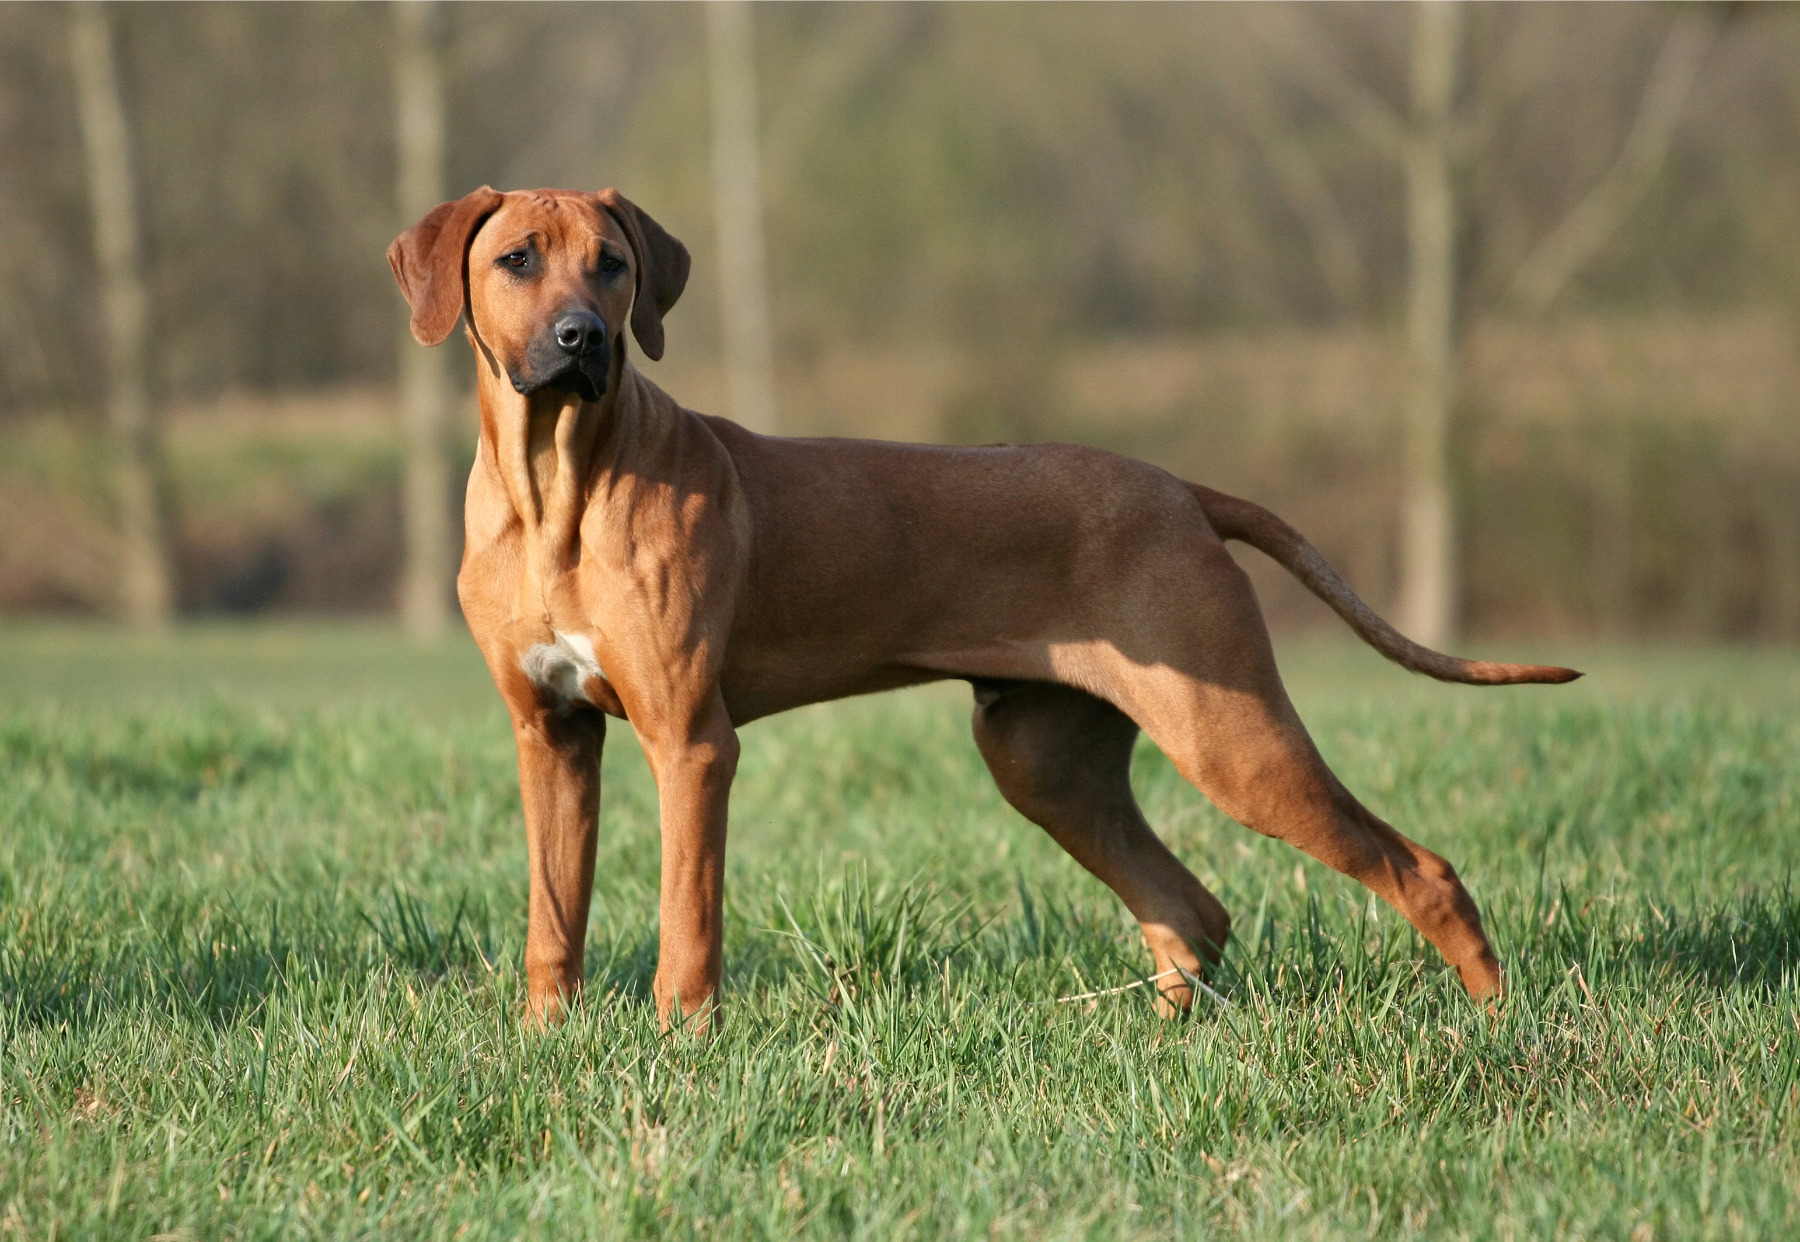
top-left (1447, 11), bottom-right (1558, 159)
top-left (1249, 7), bottom-right (1410, 162)
top-left (761, 8), bottom-right (908, 194)
top-left (1501, 13), bottom-right (1714, 321)
top-left (1225, 63), bottom-right (1369, 312)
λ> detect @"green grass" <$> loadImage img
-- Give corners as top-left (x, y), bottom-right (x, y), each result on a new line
top-left (2, 624), bottom-right (1797, 1239)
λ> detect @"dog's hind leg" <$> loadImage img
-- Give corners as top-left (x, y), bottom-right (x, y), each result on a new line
top-left (971, 680), bottom-right (1230, 1015)
top-left (1152, 693), bottom-right (1503, 1000)
top-left (1104, 556), bottom-right (1503, 1000)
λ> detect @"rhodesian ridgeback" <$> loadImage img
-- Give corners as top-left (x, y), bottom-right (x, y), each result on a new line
top-left (389, 187), bottom-right (1576, 1028)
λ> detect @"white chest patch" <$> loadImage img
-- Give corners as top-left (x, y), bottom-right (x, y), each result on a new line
top-left (520, 630), bottom-right (605, 706)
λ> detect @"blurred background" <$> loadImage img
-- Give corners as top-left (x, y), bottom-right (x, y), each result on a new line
top-left (1, 0), bottom-right (1795, 649)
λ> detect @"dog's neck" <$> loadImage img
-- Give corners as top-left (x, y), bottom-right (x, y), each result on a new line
top-left (471, 338), bottom-right (654, 585)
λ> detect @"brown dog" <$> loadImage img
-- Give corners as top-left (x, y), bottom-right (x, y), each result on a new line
top-left (389, 187), bottom-right (1576, 1028)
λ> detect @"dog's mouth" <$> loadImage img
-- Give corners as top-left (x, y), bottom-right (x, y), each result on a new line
top-left (512, 353), bottom-right (608, 403)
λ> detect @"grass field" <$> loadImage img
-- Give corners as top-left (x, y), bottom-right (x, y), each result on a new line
top-left (3, 624), bottom-right (1797, 1239)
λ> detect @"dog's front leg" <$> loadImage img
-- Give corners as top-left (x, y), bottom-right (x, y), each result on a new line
top-left (511, 708), bottom-right (605, 1024)
top-left (639, 690), bottom-right (740, 1032)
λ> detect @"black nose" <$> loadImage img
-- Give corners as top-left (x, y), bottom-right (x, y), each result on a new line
top-left (552, 311), bottom-right (604, 355)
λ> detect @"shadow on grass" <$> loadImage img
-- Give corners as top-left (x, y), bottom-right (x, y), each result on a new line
top-left (1520, 883), bottom-right (1800, 994)
top-left (10, 879), bottom-right (1791, 1034)
top-left (0, 886), bottom-right (511, 1032)
top-left (583, 925), bottom-right (660, 1002)
top-left (0, 711), bottom-right (299, 804)
top-left (1179, 884), bottom-right (1800, 1007)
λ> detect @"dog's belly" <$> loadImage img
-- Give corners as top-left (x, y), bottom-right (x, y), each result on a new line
top-left (719, 633), bottom-right (1098, 723)
top-left (718, 658), bottom-right (955, 723)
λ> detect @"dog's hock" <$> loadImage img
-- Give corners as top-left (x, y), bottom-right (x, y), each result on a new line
top-left (521, 630), bottom-right (605, 707)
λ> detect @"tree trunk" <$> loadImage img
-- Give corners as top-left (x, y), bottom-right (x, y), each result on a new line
top-left (395, 0), bottom-right (454, 639)
top-left (1396, 0), bottom-right (1460, 648)
top-left (707, 0), bottom-right (779, 434)
top-left (1590, 426), bottom-right (1634, 638)
top-left (68, 3), bottom-right (172, 628)
top-left (1761, 474), bottom-right (1800, 642)
top-left (1502, 13), bottom-right (1713, 322)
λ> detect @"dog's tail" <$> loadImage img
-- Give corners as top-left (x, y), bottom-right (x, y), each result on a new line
top-left (1192, 484), bottom-right (1580, 686)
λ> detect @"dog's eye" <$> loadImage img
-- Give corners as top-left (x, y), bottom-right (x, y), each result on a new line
top-left (600, 254), bottom-right (626, 277)
top-left (498, 250), bottom-right (531, 272)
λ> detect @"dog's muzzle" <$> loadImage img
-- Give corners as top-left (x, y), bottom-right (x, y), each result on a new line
top-left (513, 309), bottom-right (609, 402)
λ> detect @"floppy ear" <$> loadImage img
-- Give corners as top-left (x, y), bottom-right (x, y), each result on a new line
top-left (387, 186), bottom-right (505, 346)
top-left (596, 188), bottom-right (690, 362)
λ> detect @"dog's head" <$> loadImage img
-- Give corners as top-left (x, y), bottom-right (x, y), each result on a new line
top-left (387, 187), bottom-right (690, 402)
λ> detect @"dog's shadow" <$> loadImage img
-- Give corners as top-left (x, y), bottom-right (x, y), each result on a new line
top-left (579, 922), bottom-right (661, 1003)
top-left (1509, 884), bottom-right (1800, 997)
top-left (10, 887), bottom-right (1791, 1033)
top-left (1616, 888), bottom-right (1800, 994)
top-left (1, 887), bottom-right (530, 1033)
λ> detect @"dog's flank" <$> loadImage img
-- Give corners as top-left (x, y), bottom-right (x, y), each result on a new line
top-left (1193, 485), bottom-right (1580, 686)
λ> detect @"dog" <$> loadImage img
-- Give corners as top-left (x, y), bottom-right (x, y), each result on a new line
top-left (388, 186), bottom-right (1576, 1028)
